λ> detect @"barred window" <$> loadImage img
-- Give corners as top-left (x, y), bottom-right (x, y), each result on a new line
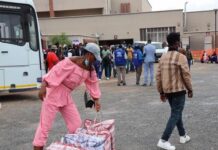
top-left (140, 27), bottom-right (176, 42)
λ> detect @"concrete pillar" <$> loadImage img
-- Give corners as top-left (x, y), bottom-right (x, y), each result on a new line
top-left (49, 0), bottom-right (55, 17)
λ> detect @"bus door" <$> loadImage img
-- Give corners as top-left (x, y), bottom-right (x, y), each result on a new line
top-left (0, 10), bottom-right (28, 66)
top-left (0, 70), bottom-right (4, 90)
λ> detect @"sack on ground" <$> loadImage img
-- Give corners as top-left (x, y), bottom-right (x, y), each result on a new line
top-left (84, 119), bottom-right (115, 150)
top-left (63, 132), bottom-right (105, 150)
top-left (46, 142), bottom-right (83, 150)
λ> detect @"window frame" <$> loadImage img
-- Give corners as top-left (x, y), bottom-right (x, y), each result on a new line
top-left (140, 27), bottom-right (176, 42)
top-left (26, 7), bottom-right (40, 51)
top-left (0, 11), bottom-right (26, 46)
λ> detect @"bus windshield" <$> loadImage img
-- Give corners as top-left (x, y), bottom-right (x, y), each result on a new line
top-left (0, 13), bottom-right (24, 45)
top-left (0, 2), bottom-right (39, 50)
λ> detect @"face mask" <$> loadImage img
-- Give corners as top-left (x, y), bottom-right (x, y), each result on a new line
top-left (84, 59), bottom-right (89, 67)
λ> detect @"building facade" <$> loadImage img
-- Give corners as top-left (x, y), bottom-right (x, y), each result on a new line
top-left (38, 10), bottom-right (183, 44)
top-left (33, 0), bottom-right (218, 59)
top-left (33, 0), bottom-right (151, 18)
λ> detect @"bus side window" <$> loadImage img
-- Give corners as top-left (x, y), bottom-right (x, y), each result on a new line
top-left (27, 13), bottom-right (38, 51)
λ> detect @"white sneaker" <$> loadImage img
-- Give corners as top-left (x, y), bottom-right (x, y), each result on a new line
top-left (106, 77), bottom-right (110, 80)
top-left (180, 135), bottom-right (191, 144)
top-left (157, 139), bottom-right (176, 150)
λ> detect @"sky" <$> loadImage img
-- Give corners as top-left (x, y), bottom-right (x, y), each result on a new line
top-left (149, 0), bottom-right (218, 11)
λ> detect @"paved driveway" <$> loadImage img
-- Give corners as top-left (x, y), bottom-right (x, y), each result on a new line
top-left (0, 62), bottom-right (217, 150)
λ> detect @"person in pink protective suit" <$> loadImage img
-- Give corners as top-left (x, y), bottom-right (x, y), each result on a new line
top-left (33, 43), bottom-right (102, 150)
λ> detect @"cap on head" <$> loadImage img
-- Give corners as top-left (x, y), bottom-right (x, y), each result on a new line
top-left (84, 43), bottom-right (102, 62)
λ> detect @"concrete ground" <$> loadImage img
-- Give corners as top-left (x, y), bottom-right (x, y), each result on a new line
top-left (0, 62), bottom-right (218, 150)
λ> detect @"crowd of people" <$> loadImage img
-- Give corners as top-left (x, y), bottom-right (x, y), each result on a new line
top-left (43, 42), bottom-right (154, 86)
top-left (200, 50), bottom-right (218, 63)
top-left (35, 32), bottom-right (195, 150)
top-left (43, 40), bottom-right (195, 87)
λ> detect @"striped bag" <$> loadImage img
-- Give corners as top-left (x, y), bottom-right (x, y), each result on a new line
top-left (84, 119), bottom-right (115, 150)
top-left (46, 142), bottom-right (84, 150)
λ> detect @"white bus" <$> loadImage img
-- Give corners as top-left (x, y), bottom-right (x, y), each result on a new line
top-left (0, 0), bottom-right (45, 93)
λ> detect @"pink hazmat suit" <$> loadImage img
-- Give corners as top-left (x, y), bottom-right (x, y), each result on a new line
top-left (33, 58), bottom-right (101, 146)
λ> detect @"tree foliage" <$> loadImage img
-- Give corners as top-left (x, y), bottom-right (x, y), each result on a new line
top-left (49, 32), bottom-right (71, 47)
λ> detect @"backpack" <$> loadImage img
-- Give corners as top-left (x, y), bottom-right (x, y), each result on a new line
top-left (114, 48), bottom-right (126, 66)
top-left (133, 49), bottom-right (143, 67)
top-left (103, 54), bottom-right (111, 64)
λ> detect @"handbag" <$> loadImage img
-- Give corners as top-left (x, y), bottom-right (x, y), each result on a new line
top-left (84, 91), bottom-right (95, 108)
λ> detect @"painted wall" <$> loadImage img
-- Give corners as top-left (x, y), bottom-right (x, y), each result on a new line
top-left (33, 0), bottom-right (106, 13)
top-left (53, 0), bottom-right (105, 11)
top-left (184, 10), bottom-right (218, 50)
top-left (186, 11), bottom-right (215, 33)
top-left (38, 10), bottom-right (183, 42)
top-left (103, 0), bottom-right (111, 14)
top-left (33, 0), bottom-right (151, 15)
top-left (141, 0), bottom-right (152, 12)
top-left (33, 0), bottom-right (49, 12)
